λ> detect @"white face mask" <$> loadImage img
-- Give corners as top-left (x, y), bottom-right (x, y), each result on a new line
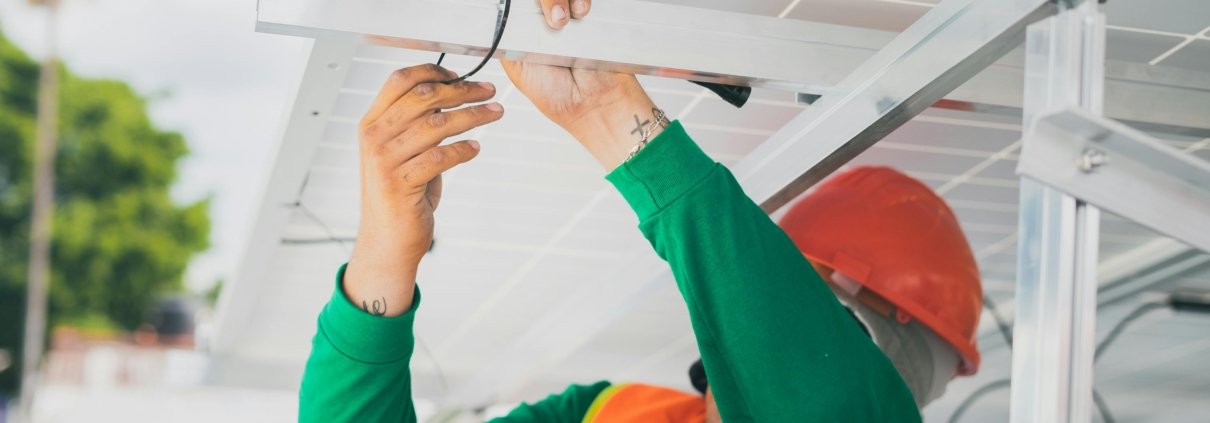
top-left (830, 271), bottom-right (962, 408)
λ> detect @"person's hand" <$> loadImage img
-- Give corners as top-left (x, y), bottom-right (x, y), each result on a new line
top-left (503, 0), bottom-right (663, 171)
top-left (538, 0), bottom-right (592, 29)
top-left (344, 64), bottom-right (502, 317)
top-left (500, 62), bottom-right (659, 171)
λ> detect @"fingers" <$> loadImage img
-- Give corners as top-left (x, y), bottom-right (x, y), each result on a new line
top-left (397, 141), bottom-right (482, 186)
top-left (385, 103), bottom-right (504, 164)
top-left (367, 80), bottom-right (497, 143)
top-left (539, 0), bottom-right (570, 28)
top-left (362, 64), bottom-right (456, 127)
top-left (570, 0), bottom-right (591, 19)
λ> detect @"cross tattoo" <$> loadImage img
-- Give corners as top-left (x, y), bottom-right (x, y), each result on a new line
top-left (630, 114), bottom-right (652, 135)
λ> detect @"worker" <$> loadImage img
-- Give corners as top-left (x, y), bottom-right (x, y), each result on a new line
top-left (297, 1), bottom-right (983, 421)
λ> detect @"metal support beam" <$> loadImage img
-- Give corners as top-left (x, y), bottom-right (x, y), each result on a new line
top-left (731, 0), bottom-right (1057, 212)
top-left (259, 0), bottom-right (1210, 137)
top-left (1019, 108), bottom-right (1210, 254)
top-left (255, 0), bottom-right (891, 94)
top-left (209, 39), bottom-right (356, 358)
top-left (1010, 2), bottom-right (1104, 422)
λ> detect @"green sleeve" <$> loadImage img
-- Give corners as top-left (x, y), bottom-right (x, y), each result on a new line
top-left (299, 264), bottom-right (422, 423)
top-left (299, 265), bottom-right (608, 423)
top-left (488, 381), bottom-right (610, 423)
top-left (605, 121), bottom-right (921, 422)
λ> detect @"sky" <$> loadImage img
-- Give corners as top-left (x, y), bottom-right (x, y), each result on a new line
top-left (0, 0), bottom-right (306, 292)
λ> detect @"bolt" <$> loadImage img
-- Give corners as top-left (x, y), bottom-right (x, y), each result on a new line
top-left (1078, 148), bottom-right (1108, 172)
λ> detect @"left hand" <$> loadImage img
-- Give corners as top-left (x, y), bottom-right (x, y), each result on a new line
top-left (344, 64), bottom-right (502, 317)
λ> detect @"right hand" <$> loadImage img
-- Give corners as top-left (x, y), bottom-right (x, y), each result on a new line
top-left (344, 64), bottom-right (503, 317)
top-left (504, 0), bottom-right (662, 171)
top-left (538, 0), bottom-right (592, 29)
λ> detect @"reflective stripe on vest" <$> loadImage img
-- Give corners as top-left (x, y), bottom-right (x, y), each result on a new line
top-left (581, 383), bottom-right (706, 423)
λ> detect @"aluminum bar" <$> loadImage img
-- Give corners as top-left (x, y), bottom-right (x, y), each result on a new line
top-left (258, 0), bottom-right (1210, 135)
top-left (731, 0), bottom-right (1058, 212)
top-left (1010, 2), bottom-right (1104, 422)
top-left (255, 0), bottom-right (892, 94)
top-left (935, 60), bottom-right (1210, 138)
top-left (209, 39), bottom-right (357, 362)
top-left (1019, 108), bottom-right (1210, 254)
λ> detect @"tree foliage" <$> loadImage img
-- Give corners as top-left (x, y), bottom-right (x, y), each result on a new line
top-left (0, 27), bottom-right (210, 396)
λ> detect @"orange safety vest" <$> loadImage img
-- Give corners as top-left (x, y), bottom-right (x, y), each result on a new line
top-left (581, 383), bottom-right (706, 423)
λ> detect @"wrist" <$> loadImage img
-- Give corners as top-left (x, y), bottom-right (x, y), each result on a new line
top-left (565, 92), bottom-right (665, 172)
top-left (343, 232), bottom-right (422, 317)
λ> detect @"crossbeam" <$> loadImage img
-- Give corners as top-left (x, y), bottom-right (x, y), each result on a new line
top-left (731, 0), bottom-right (1058, 212)
top-left (257, 0), bottom-right (1210, 142)
top-left (1019, 108), bottom-right (1210, 254)
top-left (255, 0), bottom-right (890, 94)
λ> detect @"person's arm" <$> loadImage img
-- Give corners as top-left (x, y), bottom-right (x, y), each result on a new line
top-left (299, 63), bottom-right (502, 422)
top-left (605, 121), bottom-right (921, 422)
top-left (490, 382), bottom-right (611, 422)
top-left (298, 62), bottom-right (608, 423)
top-left (301, 264), bottom-right (607, 423)
top-left (501, 9), bottom-right (919, 417)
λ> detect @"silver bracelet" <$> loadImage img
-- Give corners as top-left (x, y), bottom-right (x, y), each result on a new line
top-left (625, 108), bottom-right (670, 162)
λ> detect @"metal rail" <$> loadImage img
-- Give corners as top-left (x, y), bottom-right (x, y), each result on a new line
top-left (731, 0), bottom-right (1058, 212)
top-left (1010, 2), bottom-right (1105, 421)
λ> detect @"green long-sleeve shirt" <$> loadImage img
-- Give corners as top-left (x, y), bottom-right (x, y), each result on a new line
top-left (299, 121), bottom-right (920, 422)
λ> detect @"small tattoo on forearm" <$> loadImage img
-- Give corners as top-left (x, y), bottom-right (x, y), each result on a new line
top-left (362, 297), bottom-right (388, 316)
top-left (630, 114), bottom-right (652, 135)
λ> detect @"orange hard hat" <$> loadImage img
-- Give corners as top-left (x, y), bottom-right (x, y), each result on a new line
top-left (778, 166), bottom-right (983, 375)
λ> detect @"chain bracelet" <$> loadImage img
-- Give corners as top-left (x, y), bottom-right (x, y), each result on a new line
top-left (625, 108), bottom-right (670, 162)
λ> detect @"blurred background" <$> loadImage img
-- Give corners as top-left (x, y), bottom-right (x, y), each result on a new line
top-left (0, 0), bottom-right (1209, 422)
top-left (0, 0), bottom-right (303, 421)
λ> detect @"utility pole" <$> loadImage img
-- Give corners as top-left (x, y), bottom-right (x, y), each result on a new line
top-left (20, 0), bottom-right (59, 421)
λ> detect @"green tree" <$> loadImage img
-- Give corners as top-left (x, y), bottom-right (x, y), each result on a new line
top-left (0, 27), bottom-right (210, 396)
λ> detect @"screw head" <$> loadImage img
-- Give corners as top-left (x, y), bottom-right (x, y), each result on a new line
top-left (1078, 148), bottom-right (1108, 172)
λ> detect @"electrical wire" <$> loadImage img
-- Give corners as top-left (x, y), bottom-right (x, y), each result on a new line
top-left (946, 378), bottom-right (1010, 423)
top-left (1093, 390), bottom-right (1117, 423)
top-left (283, 175), bottom-right (451, 393)
top-left (983, 294), bottom-right (1014, 347)
top-left (441, 0), bottom-right (510, 84)
top-left (948, 296), bottom-right (1118, 423)
top-left (295, 202), bottom-right (351, 254)
top-left (1095, 301), bottom-right (1168, 362)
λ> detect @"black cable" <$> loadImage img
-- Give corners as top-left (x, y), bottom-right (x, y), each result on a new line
top-left (1093, 389), bottom-right (1117, 423)
top-left (949, 296), bottom-right (1118, 423)
top-left (947, 378), bottom-right (1010, 423)
top-left (415, 336), bottom-right (451, 394)
top-left (984, 294), bottom-right (1014, 347)
top-left (1095, 301), bottom-right (1168, 362)
top-left (295, 202), bottom-right (351, 254)
top-left (437, 53), bottom-right (446, 66)
top-left (442, 0), bottom-right (510, 84)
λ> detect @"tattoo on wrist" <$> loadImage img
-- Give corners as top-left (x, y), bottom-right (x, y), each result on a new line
top-left (625, 108), bottom-right (670, 162)
top-left (362, 297), bottom-right (388, 316)
top-left (630, 114), bottom-right (652, 136)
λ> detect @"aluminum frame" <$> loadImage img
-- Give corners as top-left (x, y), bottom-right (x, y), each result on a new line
top-left (1010, 2), bottom-right (1105, 422)
top-left (1019, 108), bottom-right (1210, 254)
top-left (256, 0), bottom-right (891, 94)
top-left (257, 0), bottom-right (1210, 137)
top-left (731, 0), bottom-right (1058, 212)
top-left (209, 39), bottom-right (357, 381)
